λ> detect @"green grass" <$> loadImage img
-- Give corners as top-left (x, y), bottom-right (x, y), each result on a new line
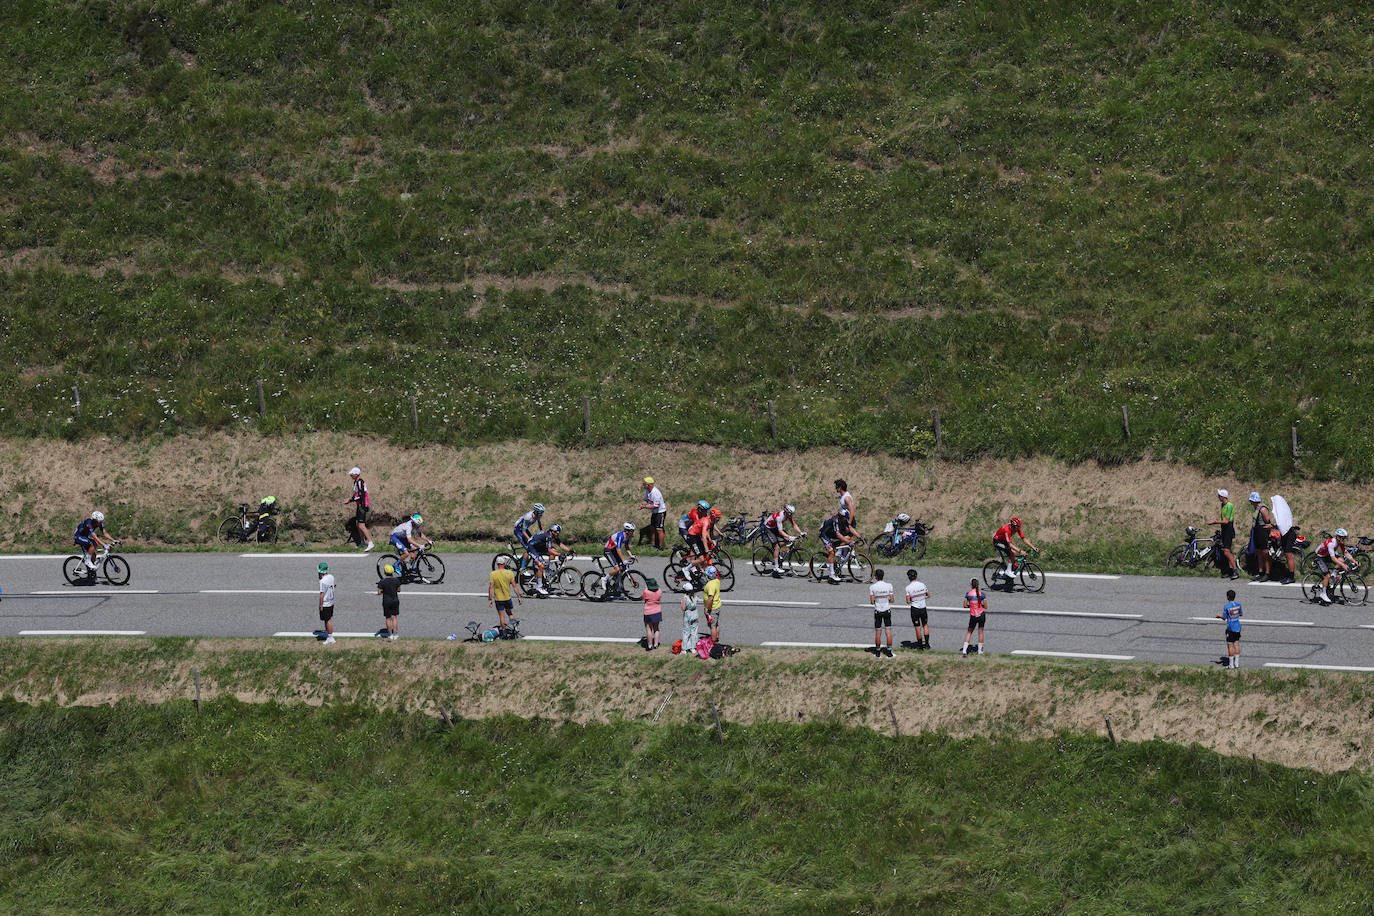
top-left (2, 698), bottom-right (1372, 913)
top-left (2, 1), bottom-right (1373, 477)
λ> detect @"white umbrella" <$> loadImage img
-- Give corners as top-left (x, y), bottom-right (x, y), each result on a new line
top-left (1271, 494), bottom-right (1293, 536)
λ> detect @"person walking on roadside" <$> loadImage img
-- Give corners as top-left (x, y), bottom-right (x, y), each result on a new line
top-left (680, 589), bottom-right (701, 657)
top-left (488, 555), bottom-right (522, 634)
top-left (639, 477), bottom-right (667, 549)
top-left (962, 578), bottom-right (988, 657)
top-left (318, 562), bottom-right (337, 644)
top-left (835, 479), bottom-right (857, 529)
top-left (904, 568), bottom-right (931, 650)
top-left (1216, 589), bottom-right (1243, 669)
top-left (377, 563), bottom-right (402, 640)
top-left (1247, 492), bottom-right (1274, 582)
top-left (346, 467), bottom-right (374, 552)
top-left (703, 565), bottom-right (722, 642)
top-left (1207, 489), bottom-right (1237, 579)
top-left (642, 577), bottom-right (664, 650)
top-left (869, 568), bottom-right (895, 657)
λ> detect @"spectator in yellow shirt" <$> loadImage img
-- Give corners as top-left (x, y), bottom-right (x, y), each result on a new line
top-left (488, 556), bottom-right (522, 632)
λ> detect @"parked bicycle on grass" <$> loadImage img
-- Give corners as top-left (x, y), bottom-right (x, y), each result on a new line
top-left (217, 499), bottom-right (280, 544)
top-left (1165, 527), bottom-right (1225, 573)
top-left (870, 513), bottom-right (934, 561)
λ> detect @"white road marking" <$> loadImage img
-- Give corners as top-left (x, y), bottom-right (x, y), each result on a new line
top-left (1043, 573), bottom-right (1121, 580)
top-left (727, 599), bottom-right (821, 607)
top-left (272, 632), bottom-right (387, 638)
top-left (19, 629), bottom-right (146, 636)
top-left (238, 553), bottom-right (377, 559)
top-left (1253, 580), bottom-right (1303, 588)
top-left (1186, 617), bottom-right (1313, 627)
top-left (202, 589), bottom-right (316, 595)
top-left (30, 589), bottom-right (160, 595)
top-left (1014, 609), bottom-right (1142, 620)
top-left (0, 554), bottom-right (71, 560)
top-left (1264, 663), bottom-right (1374, 673)
top-left (521, 635), bottom-right (642, 644)
top-left (1010, 650), bottom-right (1135, 661)
top-left (762, 641), bottom-right (871, 649)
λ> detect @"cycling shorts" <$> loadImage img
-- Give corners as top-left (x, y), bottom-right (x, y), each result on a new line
top-left (686, 534), bottom-right (706, 556)
top-left (910, 607), bottom-right (929, 627)
top-left (966, 611), bottom-right (987, 630)
top-left (603, 548), bottom-right (624, 569)
top-left (761, 526), bottom-right (781, 547)
top-left (1315, 556), bottom-right (1333, 575)
top-left (873, 610), bottom-right (892, 629)
top-left (650, 510), bottom-right (666, 531)
top-left (515, 528), bottom-right (533, 548)
top-left (993, 538), bottom-right (1013, 559)
top-left (1217, 523), bottom-right (1235, 550)
top-left (389, 533), bottom-right (410, 552)
top-left (74, 535), bottom-right (93, 548)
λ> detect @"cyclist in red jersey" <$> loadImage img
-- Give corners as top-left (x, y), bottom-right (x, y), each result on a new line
top-left (992, 517), bottom-right (1036, 588)
top-left (685, 508), bottom-right (722, 575)
top-left (1313, 528), bottom-right (1351, 606)
top-left (762, 504), bottom-right (806, 578)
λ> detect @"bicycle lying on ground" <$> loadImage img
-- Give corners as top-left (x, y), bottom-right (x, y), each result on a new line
top-left (63, 541), bottom-right (130, 586)
top-left (1302, 566), bottom-right (1368, 606)
top-left (715, 512), bottom-right (765, 548)
top-left (374, 543), bottom-right (446, 584)
top-left (1165, 527), bottom-right (1224, 573)
top-left (870, 515), bottom-right (933, 561)
top-left (982, 548), bottom-right (1044, 593)
top-left (582, 556), bottom-right (647, 602)
top-left (217, 503), bottom-right (279, 544)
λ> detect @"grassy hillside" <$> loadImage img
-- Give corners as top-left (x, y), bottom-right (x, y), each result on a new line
top-left (3, 1), bottom-right (1373, 477)
top-left (4, 698), bottom-right (1374, 913)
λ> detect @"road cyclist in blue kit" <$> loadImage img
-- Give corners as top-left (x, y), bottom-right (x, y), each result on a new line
top-left (73, 510), bottom-right (118, 580)
top-left (1216, 589), bottom-right (1243, 669)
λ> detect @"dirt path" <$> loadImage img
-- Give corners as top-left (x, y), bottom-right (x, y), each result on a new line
top-left (1, 433), bottom-right (1371, 548)
top-left (3, 639), bottom-right (1371, 774)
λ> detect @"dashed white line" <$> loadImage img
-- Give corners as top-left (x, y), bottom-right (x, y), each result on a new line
top-left (272, 632), bottom-right (387, 638)
top-left (727, 599), bottom-right (821, 607)
top-left (521, 635), bottom-right (642, 644)
top-left (1043, 573), bottom-right (1121, 581)
top-left (30, 589), bottom-right (160, 595)
top-left (1014, 609), bottom-right (1142, 620)
top-left (19, 629), bottom-right (146, 636)
top-left (763, 641), bottom-right (870, 649)
top-left (1010, 650), bottom-right (1135, 661)
top-left (1264, 663), bottom-right (1374, 673)
top-left (1186, 617), bottom-right (1314, 627)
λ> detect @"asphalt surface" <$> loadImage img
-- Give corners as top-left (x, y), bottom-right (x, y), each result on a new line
top-left (2, 550), bottom-right (1373, 671)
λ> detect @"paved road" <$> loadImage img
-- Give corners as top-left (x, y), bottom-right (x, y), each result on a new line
top-left (2, 551), bottom-right (1373, 672)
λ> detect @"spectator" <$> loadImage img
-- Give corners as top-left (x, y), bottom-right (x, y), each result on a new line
top-left (346, 467), bottom-right (374, 552)
top-left (703, 565), bottom-right (722, 642)
top-left (1216, 589), bottom-right (1243, 669)
top-left (639, 477), bottom-right (667, 549)
top-left (835, 478), bottom-right (857, 528)
top-left (1207, 488), bottom-right (1237, 580)
top-left (680, 589), bottom-right (701, 658)
top-left (904, 568), bottom-right (931, 651)
top-left (962, 578), bottom-right (988, 657)
top-left (1247, 492), bottom-right (1274, 582)
top-left (377, 563), bottom-right (402, 640)
top-left (317, 562), bottom-right (336, 645)
top-left (488, 555), bottom-right (522, 634)
top-left (642, 577), bottom-right (663, 650)
top-left (869, 568), bottom-right (895, 658)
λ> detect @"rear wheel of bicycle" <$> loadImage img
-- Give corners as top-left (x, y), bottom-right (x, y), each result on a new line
top-left (981, 560), bottom-right (1004, 589)
top-left (415, 553), bottom-right (445, 584)
top-left (492, 552), bottom-right (518, 571)
top-left (581, 570), bottom-right (608, 601)
top-left (218, 517), bottom-right (243, 543)
top-left (1301, 573), bottom-right (1322, 602)
top-left (718, 563), bottom-right (736, 592)
top-left (516, 566), bottom-right (539, 597)
top-left (103, 555), bottom-right (131, 586)
top-left (669, 545), bottom-right (690, 566)
top-left (870, 533), bottom-right (896, 557)
top-left (555, 567), bottom-right (582, 597)
top-left (807, 551), bottom-right (828, 581)
top-left (256, 518), bottom-right (278, 543)
top-left (62, 556), bottom-right (88, 585)
top-left (376, 554), bottom-right (402, 579)
top-left (847, 552), bottom-right (874, 583)
top-left (752, 546), bottom-right (777, 575)
top-left (1299, 552), bottom-right (1317, 576)
top-left (1340, 574), bottom-right (1368, 606)
top-left (623, 570), bottom-right (648, 599)
top-left (1019, 560), bottom-right (1045, 594)
top-left (1165, 545), bottom-right (1190, 569)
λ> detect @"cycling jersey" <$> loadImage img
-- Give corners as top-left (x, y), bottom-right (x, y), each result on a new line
top-left (74, 518), bottom-right (105, 540)
top-left (350, 478), bottom-right (370, 508)
top-left (391, 520), bottom-right (419, 540)
top-left (819, 515), bottom-right (839, 540)
top-left (514, 510), bottom-right (542, 534)
top-left (605, 530), bottom-right (630, 552)
top-left (526, 530), bottom-right (554, 555)
top-left (966, 589), bottom-right (987, 615)
top-left (1317, 537), bottom-right (1342, 559)
top-left (688, 516), bottom-right (713, 538)
top-left (993, 522), bottom-right (1021, 543)
top-left (765, 510), bottom-right (789, 532)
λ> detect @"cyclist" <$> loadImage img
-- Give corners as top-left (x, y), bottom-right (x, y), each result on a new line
top-left (762, 504), bottom-right (805, 579)
top-left (992, 516), bottom-right (1036, 588)
top-left (817, 511), bottom-right (855, 584)
top-left (73, 510), bottom-right (116, 578)
top-left (524, 524), bottom-right (562, 597)
top-left (1313, 528), bottom-right (1352, 606)
top-left (639, 478), bottom-right (667, 549)
top-left (685, 508), bottom-right (721, 575)
top-left (389, 514), bottom-right (432, 571)
top-left (346, 467), bottom-right (374, 552)
top-left (600, 522), bottom-right (638, 598)
top-left (256, 495), bottom-right (280, 540)
top-left (514, 504), bottom-right (546, 557)
top-left (678, 500), bottom-right (710, 545)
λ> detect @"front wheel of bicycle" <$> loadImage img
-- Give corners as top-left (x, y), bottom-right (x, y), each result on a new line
top-left (62, 556), bottom-right (88, 585)
top-left (555, 566), bottom-right (582, 597)
top-left (870, 533), bottom-right (896, 557)
top-left (664, 563), bottom-right (689, 594)
top-left (103, 555), bottom-right (130, 586)
top-left (623, 570), bottom-right (648, 599)
top-left (217, 517), bottom-right (244, 543)
top-left (256, 518), bottom-right (278, 543)
top-left (910, 535), bottom-right (928, 561)
top-left (1165, 544), bottom-right (1189, 569)
top-left (1019, 560), bottom-right (1045, 594)
top-left (415, 553), bottom-right (445, 584)
top-left (981, 560), bottom-right (1004, 589)
top-left (847, 552), bottom-right (873, 583)
top-left (1340, 574), bottom-right (1368, 606)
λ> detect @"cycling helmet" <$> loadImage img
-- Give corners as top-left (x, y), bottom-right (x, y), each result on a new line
top-left (697, 500), bottom-right (711, 511)
top-left (90, 510), bottom-right (104, 523)
top-left (709, 508), bottom-right (722, 519)
top-left (784, 504), bottom-right (795, 516)
top-left (384, 564), bottom-right (396, 576)
top-left (705, 565), bottom-right (718, 580)
top-left (349, 467), bottom-right (361, 476)
top-left (262, 496), bottom-right (277, 505)
top-left (1336, 528), bottom-right (1349, 538)
top-left (1009, 516), bottom-right (1021, 528)
top-left (550, 524), bottom-right (562, 534)
top-left (532, 503), bottom-right (545, 514)
top-left (896, 513), bottom-right (911, 524)
top-left (411, 513), bottom-right (423, 524)
top-left (623, 522), bottom-right (636, 531)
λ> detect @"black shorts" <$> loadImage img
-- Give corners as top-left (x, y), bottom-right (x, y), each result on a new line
top-left (993, 539), bottom-right (1012, 559)
top-left (650, 511), bottom-right (666, 531)
top-left (383, 603), bottom-right (399, 618)
top-left (355, 505), bottom-right (370, 523)
top-left (873, 609), bottom-right (892, 629)
top-left (1218, 523), bottom-right (1235, 549)
top-left (1280, 528), bottom-right (1298, 555)
top-left (686, 534), bottom-right (706, 556)
top-left (761, 526), bottom-right (780, 547)
top-left (1315, 556), bottom-right (1333, 575)
top-left (319, 604), bottom-right (334, 622)
top-left (910, 607), bottom-right (928, 627)
top-left (494, 599), bottom-right (513, 612)
top-left (967, 612), bottom-right (986, 630)
top-left (1226, 629), bottom-right (1241, 643)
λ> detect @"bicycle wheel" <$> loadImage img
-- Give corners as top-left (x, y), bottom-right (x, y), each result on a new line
top-left (981, 560), bottom-right (1004, 589)
top-left (808, 551), bottom-right (828, 581)
top-left (217, 517), bottom-right (243, 543)
top-left (555, 567), bottom-right (582, 597)
top-left (1301, 573), bottom-right (1322, 602)
top-left (718, 563), bottom-right (736, 592)
top-left (623, 570), bottom-right (648, 599)
top-left (847, 552), bottom-right (874, 583)
top-left (416, 553), bottom-right (445, 584)
top-left (516, 566), bottom-right (539, 597)
top-left (581, 570), bottom-right (608, 601)
top-left (910, 535), bottom-right (928, 561)
top-left (711, 546), bottom-right (732, 566)
top-left (669, 545), bottom-right (689, 566)
top-left (870, 532), bottom-right (895, 557)
top-left (256, 517), bottom-right (278, 543)
top-left (1019, 560), bottom-right (1045, 594)
top-left (492, 552), bottom-right (518, 571)
top-left (62, 556), bottom-right (88, 585)
top-left (663, 563), bottom-right (688, 593)
top-left (752, 545), bottom-right (776, 575)
top-left (1165, 545), bottom-right (1190, 569)
top-left (103, 555), bottom-right (130, 586)
top-left (1340, 575), bottom-right (1368, 606)
top-left (1299, 552), bottom-right (1316, 576)
top-left (781, 544), bottom-right (810, 575)
top-left (376, 554), bottom-right (401, 579)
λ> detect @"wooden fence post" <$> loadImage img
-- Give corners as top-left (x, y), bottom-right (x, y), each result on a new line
top-left (72, 385), bottom-right (81, 417)
top-left (409, 396), bottom-right (419, 431)
top-left (1291, 426), bottom-right (1299, 459)
top-left (255, 379), bottom-right (266, 415)
top-left (932, 408), bottom-right (942, 451)
top-left (767, 400), bottom-right (777, 439)
top-left (1121, 405), bottom-right (1131, 439)
top-left (583, 396), bottom-right (591, 436)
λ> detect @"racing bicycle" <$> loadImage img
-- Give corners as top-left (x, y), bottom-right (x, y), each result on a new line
top-left (1302, 566), bottom-right (1368, 606)
top-left (1300, 533), bottom-right (1371, 578)
top-left (870, 516), bottom-right (933, 561)
top-left (217, 503), bottom-right (279, 544)
top-left (808, 541), bottom-right (874, 583)
top-left (715, 512), bottom-right (765, 548)
top-left (375, 543), bottom-right (446, 585)
top-left (582, 556), bottom-right (648, 602)
top-left (982, 548), bottom-right (1044, 593)
top-left (664, 545), bottom-right (736, 594)
top-left (63, 541), bottom-right (130, 586)
top-left (1165, 527), bottom-right (1224, 572)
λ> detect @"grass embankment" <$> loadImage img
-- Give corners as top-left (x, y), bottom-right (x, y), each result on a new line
top-left (4, 698), bottom-right (1374, 913)
top-left (3, 2), bottom-right (1374, 478)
